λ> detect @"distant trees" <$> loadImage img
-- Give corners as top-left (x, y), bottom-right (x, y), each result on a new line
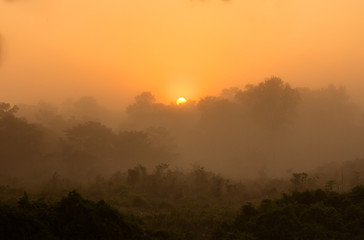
top-left (197, 77), bottom-right (300, 134)
top-left (70, 96), bottom-right (111, 123)
top-left (0, 102), bottom-right (19, 117)
top-left (127, 165), bottom-right (147, 185)
top-left (312, 158), bottom-right (364, 192)
top-left (290, 172), bottom-right (318, 191)
top-left (0, 102), bottom-right (45, 179)
top-left (194, 77), bottom-right (302, 176)
top-left (235, 77), bottom-right (300, 132)
top-left (1, 75), bottom-right (364, 182)
top-left (0, 101), bottom-right (176, 182)
top-left (198, 77), bottom-right (300, 132)
top-left (123, 164), bottom-right (250, 201)
top-left (61, 121), bottom-right (176, 179)
top-left (195, 78), bottom-right (364, 177)
top-left (197, 96), bottom-right (238, 130)
top-left (64, 121), bottom-right (115, 158)
top-left (17, 101), bottom-right (78, 136)
top-left (126, 92), bottom-right (160, 126)
top-left (125, 91), bottom-right (199, 135)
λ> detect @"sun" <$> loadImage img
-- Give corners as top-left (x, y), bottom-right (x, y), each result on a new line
top-left (176, 97), bottom-right (187, 105)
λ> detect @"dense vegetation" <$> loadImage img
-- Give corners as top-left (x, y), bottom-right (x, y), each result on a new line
top-left (0, 191), bottom-right (146, 240)
top-left (1, 161), bottom-right (364, 239)
top-left (0, 164), bottom-right (275, 239)
top-left (215, 186), bottom-right (364, 239)
top-left (1, 186), bottom-right (364, 240)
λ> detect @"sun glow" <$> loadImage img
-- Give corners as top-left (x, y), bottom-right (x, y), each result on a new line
top-left (176, 97), bottom-right (187, 105)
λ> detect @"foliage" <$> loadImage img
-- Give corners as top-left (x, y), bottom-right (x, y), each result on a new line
top-left (0, 102), bottom-right (45, 180)
top-left (0, 191), bottom-right (147, 240)
top-left (217, 186), bottom-right (364, 240)
top-left (2, 165), bottom-right (364, 239)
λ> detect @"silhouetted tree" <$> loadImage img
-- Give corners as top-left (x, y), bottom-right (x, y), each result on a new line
top-left (0, 102), bottom-right (45, 178)
top-left (235, 77), bottom-right (300, 132)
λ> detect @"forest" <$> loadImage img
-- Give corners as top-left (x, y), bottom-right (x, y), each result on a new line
top-left (1, 176), bottom-right (364, 239)
top-left (1, 78), bottom-right (364, 239)
top-left (2, 0), bottom-right (364, 238)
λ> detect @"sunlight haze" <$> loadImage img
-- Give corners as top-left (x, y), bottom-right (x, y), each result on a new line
top-left (2, 2), bottom-right (364, 238)
top-left (0, 0), bottom-right (364, 107)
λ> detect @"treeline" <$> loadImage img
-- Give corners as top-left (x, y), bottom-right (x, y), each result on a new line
top-left (1, 161), bottom-right (364, 239)
top-left (123, 78), bottom-right (364, 178)
top-left (0, 102), bottom-right (175, 183)
top-left (2, 186), bottom-right (364, 240)
top-left (4, 77), bottom-right (364, 180)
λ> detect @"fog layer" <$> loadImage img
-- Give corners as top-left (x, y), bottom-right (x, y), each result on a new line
top-left (1, 78), bottom-right (362, 184)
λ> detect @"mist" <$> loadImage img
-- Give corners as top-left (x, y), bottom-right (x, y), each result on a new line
top-left (0, 0), bottom-right (363, 194)
top-left (1, 1), bottom-right (364, 238)
top-left (0, 77), bottom-right (363, 183)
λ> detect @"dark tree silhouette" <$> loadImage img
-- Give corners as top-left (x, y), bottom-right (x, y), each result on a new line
top-left (0, 102), bottom-right (45, 178)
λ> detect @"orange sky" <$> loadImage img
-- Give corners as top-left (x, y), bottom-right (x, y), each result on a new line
top-left (1, 0), bottom-right (364, 109)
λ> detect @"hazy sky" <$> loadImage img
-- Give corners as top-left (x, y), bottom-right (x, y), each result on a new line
top-left (1, 0), bottom-right (364, 109)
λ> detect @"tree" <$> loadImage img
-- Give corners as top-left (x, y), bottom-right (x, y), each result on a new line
top-left (290, 172), bottom-right (308, 191)
top-left (0, 102), bottom-right (44, 178)
top-left (61, 121), bottom-right (115, 179)
top-left (0, 102), bottom-right (19, 118)
top-left (64, 121), bottom-right (115, 156)
top-left (0, 191), bottom-right (147, 240)
top-left (235, 77), bottom-right (300, 132)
